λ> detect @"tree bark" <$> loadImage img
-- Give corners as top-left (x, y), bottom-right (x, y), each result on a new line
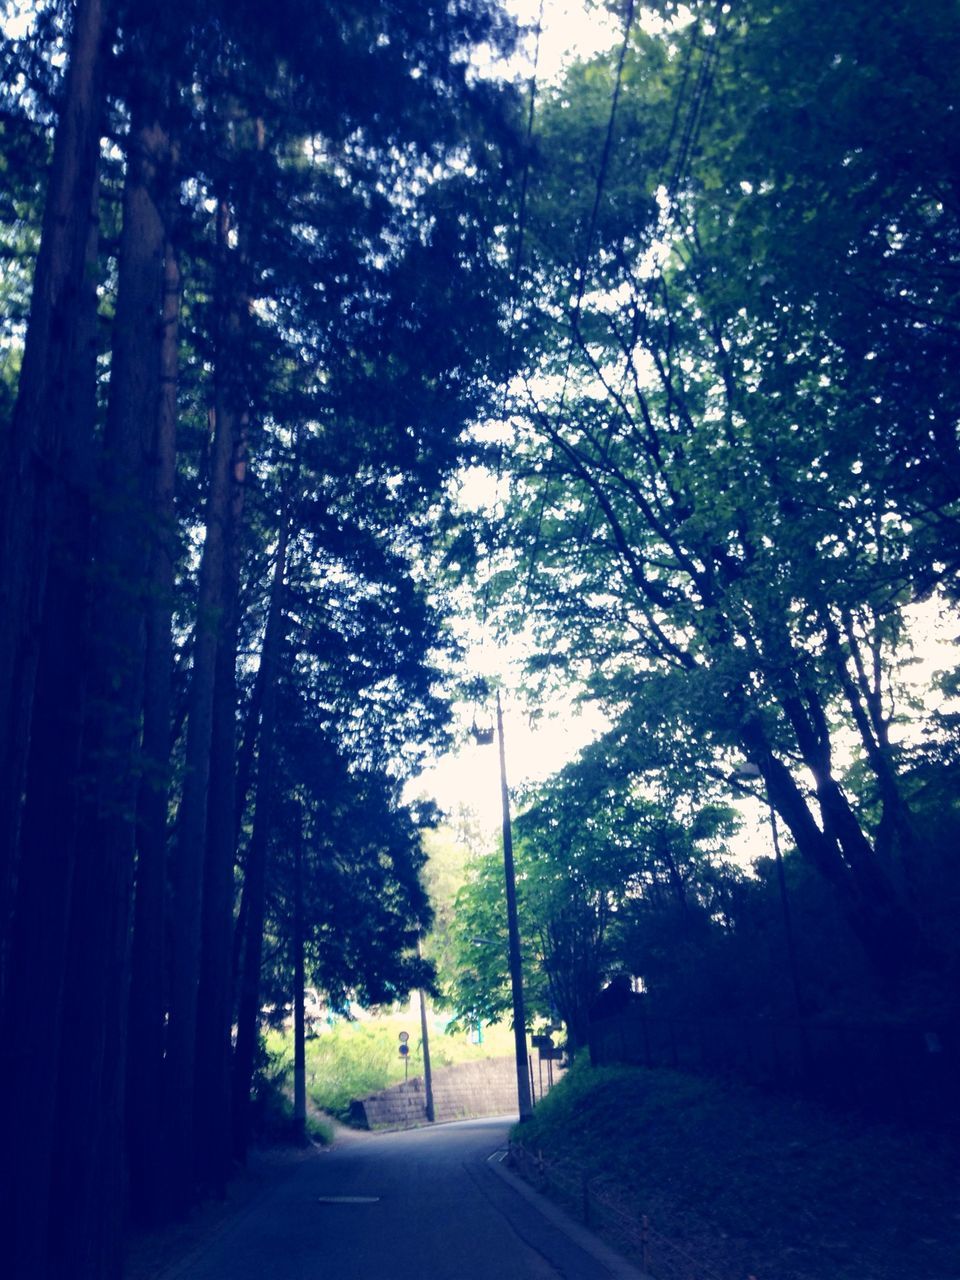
top-left (742, 715), bottom-right (926, 988)
top-left (127, 229), bottom-right (180, 1225)
top-left (0, 0), bottom-right (112, 1008)
top-left (194, 407), bottom-right (247, 1198)
top-left (48, 77), bottom-right (170, 1277)
top-left (165, 199), bottom-right (244, 1213)
top-left (232, 516), bottom-right (290, 1159)
top-left (234, 641), bottom-right (269, 845)
top-left (0, 161), bottom-right (101, 1280)
top-left (292, 806), bottom-right (307, 1146)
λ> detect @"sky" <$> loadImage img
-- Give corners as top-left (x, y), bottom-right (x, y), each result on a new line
top-left (412, 671), bottom-right (610, 834)
top-left (506, 0), bottom-right (617, 80)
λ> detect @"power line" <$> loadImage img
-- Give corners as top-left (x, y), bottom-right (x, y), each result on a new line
top-left (519, 0), bottom-right (639, 610)
top-left (518, 1), bottom-right (732, 613)
top-left (477, 0), bottom-right (545, 638)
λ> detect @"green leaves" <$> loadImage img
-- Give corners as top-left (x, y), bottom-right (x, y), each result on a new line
top-left (455, 0), bottom-right (960, 997)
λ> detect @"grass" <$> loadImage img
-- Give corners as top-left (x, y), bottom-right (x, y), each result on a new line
top-left (263, 1009), bottom-right (515, 1122)
top-left (251, 1040), bottom-right (336, 1145)
top-left (512, 1058), bottom-right (960, 1280)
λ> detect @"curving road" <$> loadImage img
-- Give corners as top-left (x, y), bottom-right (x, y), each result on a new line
top-left (157, 1117), bottom-right (643, 1280)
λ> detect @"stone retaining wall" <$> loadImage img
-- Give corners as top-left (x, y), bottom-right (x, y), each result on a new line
top-left (348, 1055), bottom-right (563, 1129)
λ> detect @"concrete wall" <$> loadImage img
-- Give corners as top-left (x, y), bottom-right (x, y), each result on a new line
top-left (348, 1055), bottom-right (564, 1129)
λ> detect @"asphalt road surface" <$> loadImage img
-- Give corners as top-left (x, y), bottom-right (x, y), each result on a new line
top-left (158, 1117), bottom-right (643, 1280)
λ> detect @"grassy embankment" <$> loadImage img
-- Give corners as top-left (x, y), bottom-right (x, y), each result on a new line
top-left (513, 1059), bottom-right (959, 1280)
top-left (258, 1010), bottom-right (515, 1139)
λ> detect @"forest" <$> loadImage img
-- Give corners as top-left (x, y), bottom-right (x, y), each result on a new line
top-left (0, 0), bottom-right (957, 1277)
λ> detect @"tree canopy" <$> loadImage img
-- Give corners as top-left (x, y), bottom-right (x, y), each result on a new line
top-left (0, 0), bottom-right (522, 1273)
top-left (457, 0), bottom-right (960, 1013)
top-left (1, 1), bottom-right (958, 1274)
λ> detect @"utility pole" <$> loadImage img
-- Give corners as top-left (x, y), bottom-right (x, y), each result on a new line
top-left (416, 935), bottom-right (435, 1123)
top-left (496, 691), bottom-right (533, 1122)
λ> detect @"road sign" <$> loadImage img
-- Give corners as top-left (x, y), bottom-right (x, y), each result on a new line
top-left (399, 1043), bottom-right (409, 1057)
top-left (398, 1031), bottom-right (410, 1043)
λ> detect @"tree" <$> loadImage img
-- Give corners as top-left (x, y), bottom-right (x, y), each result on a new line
top-left (440, 704), bottom-right (740, 1051)
top-left (256, 737), bottom-right (437, 1036)
top-left (419, 809), bottom-right (489, 994)
top-left (515, 713), bottom-right (739, 1045)
top-left (0, 0), bottom-right (521, 1271)
top-left (0, 0), bottom-right (111, 993)
top-left (474, 1), bottom-right (959, 1001)
top-left (698, 0), bottom-right (960, 549)
top-left (445, 842), bottom-right (551, 1035)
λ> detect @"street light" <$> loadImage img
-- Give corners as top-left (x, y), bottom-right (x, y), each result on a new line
top-left (474, 691), bottom-right (533, 1121)
top-left (496, 692), bottom-right (534, 1121)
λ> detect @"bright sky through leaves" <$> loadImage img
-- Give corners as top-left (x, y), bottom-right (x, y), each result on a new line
top-left (417, 0), bottom-right (958, 851)
top-left (410, 0), bottom-right (617, 832)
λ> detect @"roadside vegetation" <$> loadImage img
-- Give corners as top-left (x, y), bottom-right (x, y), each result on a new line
top-left (2, 0), bottom-right (958, 1274)
top-left (513, 1061), bottom-right (960, 1280)
top-left (259, 1011), bottom-right (516, 1123)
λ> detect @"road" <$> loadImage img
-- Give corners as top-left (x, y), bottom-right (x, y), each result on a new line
top-left (157, 1117), bottom-right (642, 1280)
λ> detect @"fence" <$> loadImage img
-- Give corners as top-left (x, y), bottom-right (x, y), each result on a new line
top-left (588, 1009), bottom-right (960, 1130)
top-left (529, 1045), bottom-right (565, 1104)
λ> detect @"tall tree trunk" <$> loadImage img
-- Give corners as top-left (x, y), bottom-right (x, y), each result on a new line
top-left (165, 199), bottom-right (244, 1212)
top-left (233, 644), bottom-right (269, 844)
top-left (47, 79), bottom-right (170, 1277)
top-left (292, 805), bottom-right (307, 1146)
top-left (194, 408), bottom-right (248, 1198)
top-left (127, 230), bottom-right (181, 1226)
top-left (742, 716), bottom-right (926, 989)
top-left (0, 165), bottom-right (101, 1280)
top-left (0, 0), bottom-right (112, 1006)
top-left (232, 517), bottom-right (290, 1160)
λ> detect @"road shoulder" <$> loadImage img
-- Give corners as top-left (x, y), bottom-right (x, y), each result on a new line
top-left (478, 1146), bottom-right (649, 1280)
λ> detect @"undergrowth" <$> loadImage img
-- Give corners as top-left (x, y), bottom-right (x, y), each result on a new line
top-left (513, 1058), bottom-right (960, 1280)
